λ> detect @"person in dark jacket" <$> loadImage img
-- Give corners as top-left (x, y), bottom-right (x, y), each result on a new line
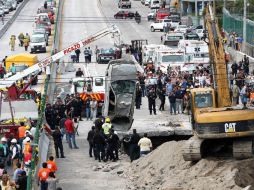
top-left (76, 96), bottom-right (83, 121)
top-left (93, 129), bottom-right (105, 162)
top-left (87, 126), bottom-right (95, 158)
top-left (147, 88), bottom-right (157, 115)
top-left (135, 84), bottom-right (142, 109)
top-left (128, 129), bottom-right (140, 162)
top-left (158, 86), bottom-right (166, 111)
top-left (45, 103), bottom-right (56, 130)
top-left (107, 129), bottom-right (119, 161)
top-left (75, 49), bottom-right (81, 63)
top-left (52, 127), bottom-right (65, 158)
top-left (169, 90), bottom-right (177, 115)
top-left (16, 170), bottom-right (27, 190)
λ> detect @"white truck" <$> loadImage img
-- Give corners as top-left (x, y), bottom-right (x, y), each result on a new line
top-left (178, 40), bottom-right (209, 66)
top-left (150, 19), bottom-right (172, 32)
top-left (142, 44), bottom-right (169, 65)
top-left (163, 32), bottom-right (184, 47)
top-left (154, 48), bottom-right (186, 73)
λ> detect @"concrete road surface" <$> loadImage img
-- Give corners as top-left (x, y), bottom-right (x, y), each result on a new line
top-left (0, 0), bottom-right (52, 61)
top-left (54, 0), bottom-right (191, 189)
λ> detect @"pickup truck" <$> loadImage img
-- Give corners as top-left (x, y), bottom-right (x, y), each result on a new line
top-left (150, 19), bottom-right (172, 32)
top-left (118, 0), bottom-right (131, 8)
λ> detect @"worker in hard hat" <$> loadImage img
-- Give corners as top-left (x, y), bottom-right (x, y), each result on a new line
top-left (10, 139), bottom-right (20, 171)
top-left (9, 35), bottom-right (16, 51)
top-left (102, 118), bottom-right (112, 136)
top-left (0, 137), bottom-right (8, 166)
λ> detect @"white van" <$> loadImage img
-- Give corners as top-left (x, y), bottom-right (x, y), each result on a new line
top-left (150, 0), bottom-right (160, 8)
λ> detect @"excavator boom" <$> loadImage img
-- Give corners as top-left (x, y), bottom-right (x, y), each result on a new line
top-left (205, 5), bottom-right (231, 107)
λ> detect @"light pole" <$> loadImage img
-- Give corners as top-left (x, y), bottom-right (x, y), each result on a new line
top-left (243, 0), bottom-right (247, 53)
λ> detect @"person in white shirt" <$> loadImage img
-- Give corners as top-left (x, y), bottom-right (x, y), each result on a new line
top-left (138, 133), bottom-right (152, 156)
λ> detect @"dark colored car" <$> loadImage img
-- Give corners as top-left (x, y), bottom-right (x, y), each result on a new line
top-left (114, 10), bottom-right (134, 19)
top-left (97, 48), bottom-right (117, 64)
top-left (185, 32), bottom-right (200, 40)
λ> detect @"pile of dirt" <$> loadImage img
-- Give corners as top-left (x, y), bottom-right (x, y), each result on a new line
top-left (124, 141), bottom-right (254, 190)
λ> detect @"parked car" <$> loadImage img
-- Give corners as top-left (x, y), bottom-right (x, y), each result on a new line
top-left (156, 8), bottom-right (170, 20)
top-left (150, 19), bottom-right (171, 32)
top-left (114, 10), bottom-right (134, 19)
top-left (35, 21), bottom-right (51, 35)
top-left (3, 4), bottom-right (10, 13)
top-left (118, 0), bottom-right (131, 8)
top-left (7, 0), bottom-right (17, 10)
top-left (150, 0), bottom-right (160, 9)
top-left (174, 25), bottom-right (189, 33)
top-left (147, 9), bottom-right (157, 21)
top-left (0, 8), bottom-right (4, 17)
top-left (97, 48), bottom-right (117, 64)
top-left (30, 34), bottom-right (47, 53)
top-left (33, 28), bottom-right (49, 46)
top-left (36, 13), bottom-right (53, 25)
top-left (184, 32), bottom-right (200, 40)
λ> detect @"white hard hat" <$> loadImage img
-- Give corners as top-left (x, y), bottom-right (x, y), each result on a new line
top-left (23, 137), bottom-right (31, 143)
top-left (1, 137), bottom-right (7, 142)
top-left (11, 139), bottom-right (17, 143)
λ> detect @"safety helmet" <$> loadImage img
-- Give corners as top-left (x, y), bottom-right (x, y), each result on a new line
top-left (1, 137), bottom-right (7, 142)
top-left (105, 118), bottom-right (110, 123)
top-left (25, 125), bottom-right (30, 130)
top-left (11, 139), bottom-right (17, 143)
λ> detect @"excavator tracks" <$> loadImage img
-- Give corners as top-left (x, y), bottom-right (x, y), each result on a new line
top-left (233, 140), bottom-right (253, 160)
top-left (182, 136), bottom-right (204, 161)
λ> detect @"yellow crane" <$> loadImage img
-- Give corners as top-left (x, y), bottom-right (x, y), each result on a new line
top-left (182, 4), bottom-right (254, 161)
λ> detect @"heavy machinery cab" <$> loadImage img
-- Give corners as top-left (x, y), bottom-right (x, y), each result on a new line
top-left (191, 88), bottom-right (254, 139)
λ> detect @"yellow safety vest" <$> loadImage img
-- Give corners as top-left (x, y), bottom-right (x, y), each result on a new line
top-left (102, 123), bottom-right (112, 135)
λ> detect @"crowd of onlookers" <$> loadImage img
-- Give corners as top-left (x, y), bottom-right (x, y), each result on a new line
top-left (135, 51), bottom-right (253, 115)
top-left (0, 117), bottom-right (63, 190)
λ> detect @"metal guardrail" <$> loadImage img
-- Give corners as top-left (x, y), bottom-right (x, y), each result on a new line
top-left (26, 0), bottom-right (64, 189)
top-left (0, 0), bottom-right (30, 39)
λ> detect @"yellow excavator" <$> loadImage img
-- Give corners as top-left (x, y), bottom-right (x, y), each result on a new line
top-left (182, 5), bottom-right (254, 161)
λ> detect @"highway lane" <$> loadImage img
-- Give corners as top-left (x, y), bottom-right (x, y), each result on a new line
top-left (56, 0), bottom-right (126, 189)
top-left (55, 0), bottom-right (174, 189)
top-left (100, 0), bottom-right (162, 44)
top-left (0, 0), bottom-right (52, 61)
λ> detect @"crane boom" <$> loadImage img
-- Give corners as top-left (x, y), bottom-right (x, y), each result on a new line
top-left (0, 25), bottom-right (120, 88)
top-left (205, 5), bottom-right (231, 107)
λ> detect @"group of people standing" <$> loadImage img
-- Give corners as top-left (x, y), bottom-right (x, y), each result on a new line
top-left (70, 47), bottom-right (92, 63)
top-left (9, 33), bottom-right (30, 51)
top-left (87, 118), bottom-right (120, 162)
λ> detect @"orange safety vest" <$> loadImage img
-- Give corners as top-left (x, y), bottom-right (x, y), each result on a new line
top-left (18, 126), bottom-right (26, 138)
